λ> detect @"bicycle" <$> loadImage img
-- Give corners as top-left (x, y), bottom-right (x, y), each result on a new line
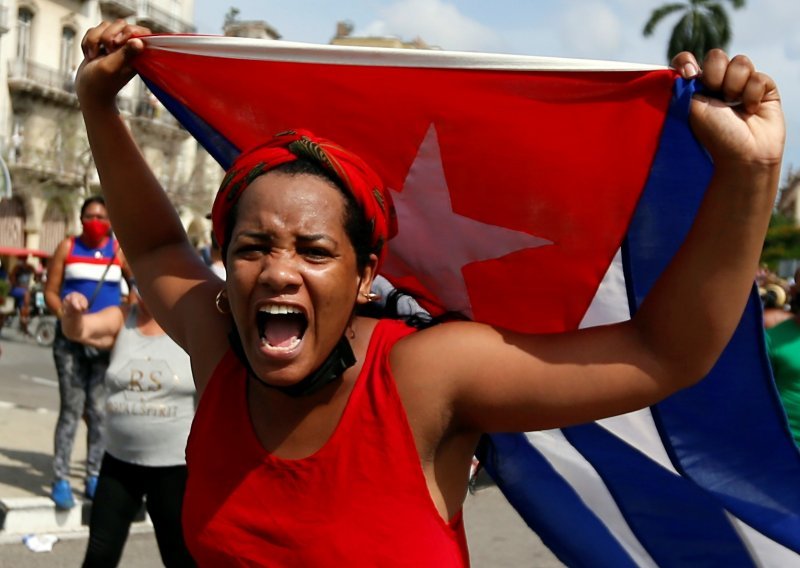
top-left (0, 289), bottom-right (57, 347)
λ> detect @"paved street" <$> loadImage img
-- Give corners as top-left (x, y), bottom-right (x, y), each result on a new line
top-left (0, 486), bottom-right (563, 567)
top-left (0, 330), bottom-right (61, 412)
top-left (0, 529), bottom-right (161, 567)
top-left (0, 332), bottom-right (563, 567)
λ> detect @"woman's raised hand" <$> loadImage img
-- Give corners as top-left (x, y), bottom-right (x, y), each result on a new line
top-left (77, 20), bottom-right (152, 111)
top-left (671, 49), bottom-right (784, 172)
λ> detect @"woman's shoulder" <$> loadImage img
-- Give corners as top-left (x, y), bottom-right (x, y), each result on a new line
top-left (356, 316), bottom-right (421, 343)
top-left (347, 317), bottom-right (416, 366)
top-left (52, 237), bottom-right (74, 258)
top-left (354, 317), bottom-right (494, 378)
top-left (389, 319), bottom-right (500, 385)
top-left (393, 319), bottom-right (487, 349)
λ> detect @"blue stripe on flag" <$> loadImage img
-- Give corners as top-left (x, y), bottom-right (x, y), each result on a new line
top-left (484, 433), bottom-right (638, 568)
top-left (563, 424), bottom-right (755, 566)
top-left (142, 78), bottom-right (240, 169)
top-left (488, 77), bottom-right (800, 565)
top-left (625, 78), bottom-right (800, 550)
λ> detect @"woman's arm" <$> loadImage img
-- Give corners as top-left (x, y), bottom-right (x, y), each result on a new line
top-left (60, 292), bottom-right (124, 350)
top-left (44, 239), bottom-right (70, 319)
top-left (393, 50), bottom-right (784, 434)
top-left (76, 21), bottom-right (230, 390)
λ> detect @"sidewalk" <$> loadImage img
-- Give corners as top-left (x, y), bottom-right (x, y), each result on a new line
top-left (0, 335), bottom-right (150, 541)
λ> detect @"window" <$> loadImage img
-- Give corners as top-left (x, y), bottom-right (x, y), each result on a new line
top-left (60, 27), bottom-right (76, 74)
top-left (16, 8), bottom-right (33, 61)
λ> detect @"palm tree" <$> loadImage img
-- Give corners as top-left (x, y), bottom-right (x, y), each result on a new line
top-left (643, 0), bottom-right (746, 62)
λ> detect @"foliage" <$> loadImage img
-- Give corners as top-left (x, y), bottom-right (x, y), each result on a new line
top-left (770, 211), bottom-right (796, 230)
top-left (764, 174), bottom-right (800, 270)
top-left (643, 0), bottom-right (746, 62)
top-left (762, 222), bottom-right (800, 271)
top-left (224, 7), bottom-right (240, 26)
top-left (0, 278), bottom-right (8, 300)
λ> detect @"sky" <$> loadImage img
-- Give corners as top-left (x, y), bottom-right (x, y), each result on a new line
top-left (193, 0), bottom-right (800, 185)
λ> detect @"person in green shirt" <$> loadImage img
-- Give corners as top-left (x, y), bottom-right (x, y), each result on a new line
top-left (766, 318), bottom-right (800, 447)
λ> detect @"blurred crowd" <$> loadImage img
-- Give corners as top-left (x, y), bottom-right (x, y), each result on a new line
top-left (757, 264), bottom-right (799, 329)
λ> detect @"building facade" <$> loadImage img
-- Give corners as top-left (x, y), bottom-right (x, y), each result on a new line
top-left (0, 0), bottom-right (220, 260)
top-left (776, 171), bottom-right (800, 224)
top-left (330, 20), bottom-right (433, 50)
top-left (0, 8), bottom-right (433, 264)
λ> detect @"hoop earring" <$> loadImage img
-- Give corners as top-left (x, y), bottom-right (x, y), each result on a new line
top-left (215, 289), bottom-right (231, 314)
top-left (361, 292), bottom-right (380, 303)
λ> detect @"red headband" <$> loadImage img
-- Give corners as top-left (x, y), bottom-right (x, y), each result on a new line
top-left (211, 129), bottom-right (396, 267)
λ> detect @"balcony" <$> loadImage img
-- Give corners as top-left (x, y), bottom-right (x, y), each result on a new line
top-left (6, 138), bottom-right (90, 190)
top-left (117, 93), bottom-right (189, 142)
top-left (99, 0), bottom-right (137, 19)
top-left (136, 1), bottom-right (195, 33)
top-left (7, 59), bottom-right (77, 107)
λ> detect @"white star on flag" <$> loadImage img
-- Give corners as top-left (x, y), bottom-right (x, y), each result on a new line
top-left (383, 124), bottom-right (552, 318)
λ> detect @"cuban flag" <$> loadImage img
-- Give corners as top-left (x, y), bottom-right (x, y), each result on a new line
top-left (132, 36), bottom-right (800, 566)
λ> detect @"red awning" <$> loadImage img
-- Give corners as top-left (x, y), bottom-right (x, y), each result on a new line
top-left (0, 246), bottom-right (50, 258)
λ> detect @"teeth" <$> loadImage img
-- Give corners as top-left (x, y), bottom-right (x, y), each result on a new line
top-left (260, 336), bottom-right (301, 351)
top-left (259, 305), bottom-right (303, 315)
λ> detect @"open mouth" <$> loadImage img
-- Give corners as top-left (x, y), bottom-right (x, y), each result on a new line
top-left (256, 305), bottom-right (308, 351)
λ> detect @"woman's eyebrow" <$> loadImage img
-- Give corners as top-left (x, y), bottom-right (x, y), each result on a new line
top-left (297, 233), bottom-right (338, 246)
top-left (235, 231), bottom-right (272, 241)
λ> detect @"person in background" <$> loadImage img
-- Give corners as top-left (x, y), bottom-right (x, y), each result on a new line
top-left (36, 257), bottom-right (48, 285)
top-left (207, 231), bottom-right (226, 280)
top-left (766, 311), bottom-right (800, 450)
top-left (44, 195), bottom-right (132, 510)
top-left (9, 256), bottom-right (35, 334)
top-left (61, 288), bottom-right (195, 568)
top-left (761, 282), bottom-right (793, 329)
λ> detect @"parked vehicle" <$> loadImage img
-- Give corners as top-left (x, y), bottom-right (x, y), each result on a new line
top-left (0, 286), bottom-right (56, 347)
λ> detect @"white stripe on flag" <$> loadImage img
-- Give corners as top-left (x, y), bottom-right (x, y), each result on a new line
top-left (579, 249), bottom-right (630, 329)
top-left (730, 518), bottom-right (800, 567)
top-left (597, 410), bottom-right (675, 471)
top-left (142, 36), bottom-right (666, 72)
top-left (526, 430), bottom-right (658, 567)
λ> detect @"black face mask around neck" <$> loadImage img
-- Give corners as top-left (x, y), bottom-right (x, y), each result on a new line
top-left (228, 331), bottom-right (356, 397)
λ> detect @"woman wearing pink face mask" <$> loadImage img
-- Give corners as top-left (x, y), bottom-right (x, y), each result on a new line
top-left (44, 195), bottom-right (133, 510)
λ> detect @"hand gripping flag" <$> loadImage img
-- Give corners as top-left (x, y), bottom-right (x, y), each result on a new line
top-left (133, 36), bottom-right (800, 566)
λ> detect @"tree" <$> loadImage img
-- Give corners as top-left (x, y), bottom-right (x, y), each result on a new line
top-left (643, 0), bottom-right (746, 63)
top-left (761, 172), bottom-right (800, 271)
top-left (224, 7), bottom-right (240, 27)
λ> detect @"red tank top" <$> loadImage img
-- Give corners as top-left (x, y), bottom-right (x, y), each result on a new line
top-left (183, 319), bottom-right (470, 567)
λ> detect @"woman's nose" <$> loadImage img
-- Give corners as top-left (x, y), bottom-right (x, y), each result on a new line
top-left (258, 254), bottom-right (302, 291)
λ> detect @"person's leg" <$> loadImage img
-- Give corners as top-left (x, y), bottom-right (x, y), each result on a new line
top-left (83, 349), bottom-right (109, 496)
top-left (10, 288), bottom-right (27, 333)
top-left (82, 453), bottom-right (144, 568)
top-left (9, 287), bottom-right (24, 310)
top-left (145, 465), bottom-right (196, 567)
top-left (51, 329), bottom-right (86, 506)
top-left (19, 289), bottom-right (31, 334)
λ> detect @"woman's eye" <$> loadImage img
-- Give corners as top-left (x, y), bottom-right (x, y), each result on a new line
top-left (234, 244), bottom-right (265, 257)
top-left (301, 247), bottom-right (331, 260)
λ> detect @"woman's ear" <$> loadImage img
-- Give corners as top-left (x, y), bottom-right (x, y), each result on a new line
top-left (356, 254), bottom-right (379, 305)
